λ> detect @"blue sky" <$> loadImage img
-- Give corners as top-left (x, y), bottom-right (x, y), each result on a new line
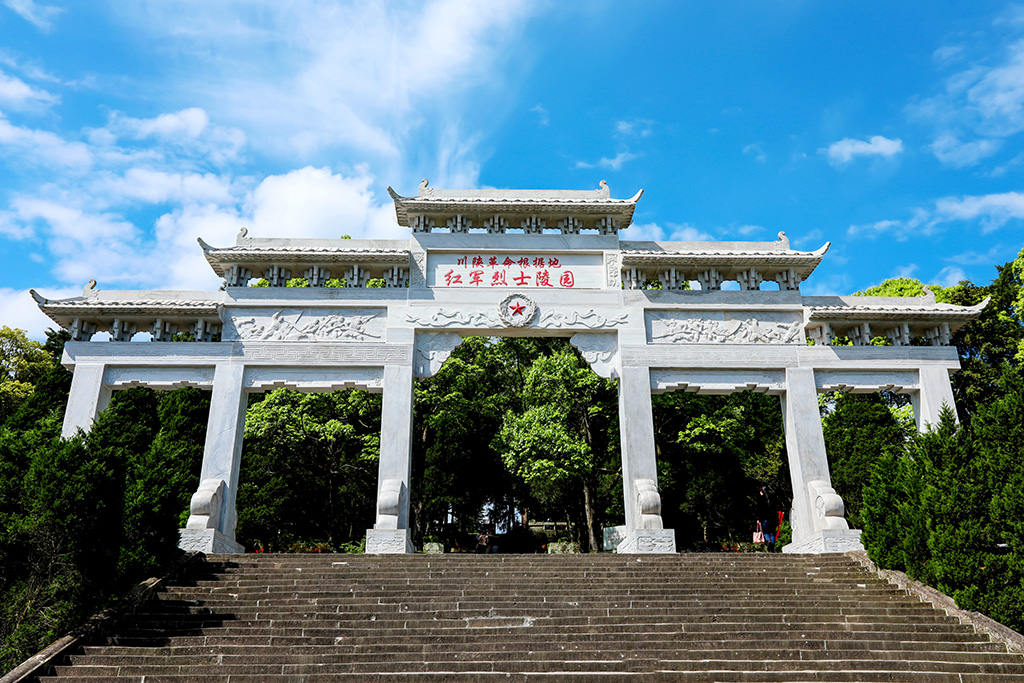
top-left (1, 1), bottom-right (1022, 338)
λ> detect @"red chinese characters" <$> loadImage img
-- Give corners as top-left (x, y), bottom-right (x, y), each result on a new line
top-left (437, 255), bottom-right (578, 288)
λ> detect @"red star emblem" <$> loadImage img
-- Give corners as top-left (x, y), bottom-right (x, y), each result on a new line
top-left (509, 301), bottom-right (525, 315)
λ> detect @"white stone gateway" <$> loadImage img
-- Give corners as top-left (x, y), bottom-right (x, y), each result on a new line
top-left (32, 180), bottom-right (986, 555)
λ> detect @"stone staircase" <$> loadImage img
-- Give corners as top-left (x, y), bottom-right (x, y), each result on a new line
top-left (31, 553), bottom-right (1024, 682)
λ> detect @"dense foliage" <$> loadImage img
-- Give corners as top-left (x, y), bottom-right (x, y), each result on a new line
top-left (827, 250), bottom-right (1024, 631)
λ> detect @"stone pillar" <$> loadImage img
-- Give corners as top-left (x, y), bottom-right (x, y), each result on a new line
top-left (616, 365), bottom-right (675, 553)
top-left (366, 363), bottom-right (415, 553)
top-left (912, 366), bottom-right (957, 431)
top-left (61, 363), bottom-right (112, 438)
top-left (179, 363), bottom-right (246, 554)
top-left (781, 367), bottom-right (862, 554)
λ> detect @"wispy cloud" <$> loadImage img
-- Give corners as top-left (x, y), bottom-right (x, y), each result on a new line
top-left (530, 104), bottom-right (549, 126)
top-left (848, 190), bottom-right (1024, 240)
top-left (3, 0), bottom-right (62, 31)
top-left (823, 135), bottom-right (903, 164)
top-left (112, 0), bottom-right (539, 172)
top-left (932, 45), bottom-right (965, 64)
top-left (622, 221), bottom-right (712, 242)
top-left (0, 68), bottom-right (59, 110)
top-left (0, 115), bottom-right (93, 169)
top-left (615, 119), bottom-right (652, 137)
top-left (934, 265), bottom-right (967, 287)
top-left (575, 151), bottom-right (637, 171)
top-left (742, 142), bottom-right (767, 163)
top-left (909, 34), bottom-right (1024, 166)
top-left (930, 132), bottom-right (1000, 166)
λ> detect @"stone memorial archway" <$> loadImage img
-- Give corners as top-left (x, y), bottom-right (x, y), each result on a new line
top-left (33, 181), bottom-right (986, 555)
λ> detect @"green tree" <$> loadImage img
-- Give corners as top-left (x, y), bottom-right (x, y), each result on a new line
top-left (653, 391), bottom-right (788, 549)
top-left (0, 326), bottom-right (54, 423)
top-left (496, 345), bottom-right (618, 551)
top-left (822, 392), bottom-right (911, 529)
top-left (236, 388), bottom-right (381, 550)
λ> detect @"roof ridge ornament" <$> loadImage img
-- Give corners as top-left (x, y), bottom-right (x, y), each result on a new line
top-left (921, 285), bottom-right (936, 305)
top-left (83, 279), bottom-right (98, 299)
top-left (236, 226), bottom-right (250, 246)
top-left (777, 231), bottom-right (790, 250)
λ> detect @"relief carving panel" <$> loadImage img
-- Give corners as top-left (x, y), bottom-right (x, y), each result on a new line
top-left (224, 307), bottom-right (386, 342)
top-left (647, 311), bottom-right (803, 345)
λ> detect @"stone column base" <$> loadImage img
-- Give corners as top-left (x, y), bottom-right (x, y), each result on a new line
top-left (783, 528), bottom-right (863, 554)
top-left (616, 528), bottom-right (676, 554)
top-left (178, 528), bottom-right (245, 554)
top-left (366, 528), bottom-right (414, 554)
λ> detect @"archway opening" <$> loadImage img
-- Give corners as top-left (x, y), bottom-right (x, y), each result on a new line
top-left (652, 389), bottom-right (792, 551)
top-left (410, 336), bottom-right (622, 553)
top-left (233, 387), bottom-right (382, 553)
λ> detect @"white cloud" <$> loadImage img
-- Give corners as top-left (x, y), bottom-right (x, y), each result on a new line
top-left (910, 37), bottom-right (1024, 165)
top-left (735, 224), bottom-right (764, 237)
top-left (246, 166), bottom-right (401, 241)
top-left (622, 221), bottom-right (712, 242)
top-left (0, 68), bottom-right (58, 109)
top-left (823, 135), bottom-right (903, 164)
top-left (892, 263), bottom-right (919, 278)
top-left (847, 219), bottom-right (909, 239)
top-left (933, 190), bottom-right (1024, 232)
top-left (575, 151), bottom-right (636, 171)
top-left (111, 0), bottom-right (538, 171)
top-left (944, 246), bottom-right (1007, 265)
top-left (848, 190), bottom-right (1024, 243)
top-left (933, 45), bottom-right (965, 64)
top-left (930, 132), bottom-right (1001, 166)
top-left (124, 108), bottom-right (210, 139)
top-left (0, 287), bottom-right (78, 341)
top-left (3, 0), bottom-right (61, 31)
top-left (530, 104), bottom-right (549, 126)
top-left (92, 169), bottom-right (237, 206)
top-left (742, 143), bottom-right (767, 163)
top-left (0, 116), bottom-right (92, 168)
top-left (103, 108), bottom-right (246, 166)
top-left (934, 265), bottom-right (967, 287)
top-left (615, 119), bottom-right (652, 137)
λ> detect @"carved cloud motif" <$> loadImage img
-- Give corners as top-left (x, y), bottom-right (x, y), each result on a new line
top-left (233, 311), bottom-right (382, 342)
top-left (650, 313), bottom-right (803, 345)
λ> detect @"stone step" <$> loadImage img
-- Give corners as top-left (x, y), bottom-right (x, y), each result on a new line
top-left (36, 553), bottom-right (1024, 682)
top-left (48, 655), bottom-right (1024, 676)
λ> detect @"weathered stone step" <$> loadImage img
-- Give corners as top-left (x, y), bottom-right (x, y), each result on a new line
top-left (35, 670), bottom-right (1024, 683)
top-left (67, 645), bottom-right (1023, 668)
top-left (49, 654), bottom-right (1024, 677)
top-left (79, 636), bottom-right (1011, 659)
top-left (34, 553), bottom-right (1024, 682)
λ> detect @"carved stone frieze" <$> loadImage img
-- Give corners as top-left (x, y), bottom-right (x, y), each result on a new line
top-left (537, 310), bottom-right (628, 329)
top-left (410, 251), bottom-right (427, 288)
top-left (648, 312), bottom-right (803, 345)
top-left (604, 252), bottom-right (621, 288)
top-left (569, 332), bottom-right (619, 379)
top-left (405, 309), bottom-right (503, 328)
top-left (414, 332), bottom-right (464, 377)
top-left (225, 308), bottom-right (385, 342)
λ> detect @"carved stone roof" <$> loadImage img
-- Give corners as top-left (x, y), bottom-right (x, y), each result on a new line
top-left (620, 240), bottom-right (828, 276)
top-left (198, 238), bottom-right (411, 277)
top-left (805, 295), bottom-right (988, 322)
top-left (387, 180), bottom-right (642, 229)
top-left (30, 289), bottom-right (222, 326)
